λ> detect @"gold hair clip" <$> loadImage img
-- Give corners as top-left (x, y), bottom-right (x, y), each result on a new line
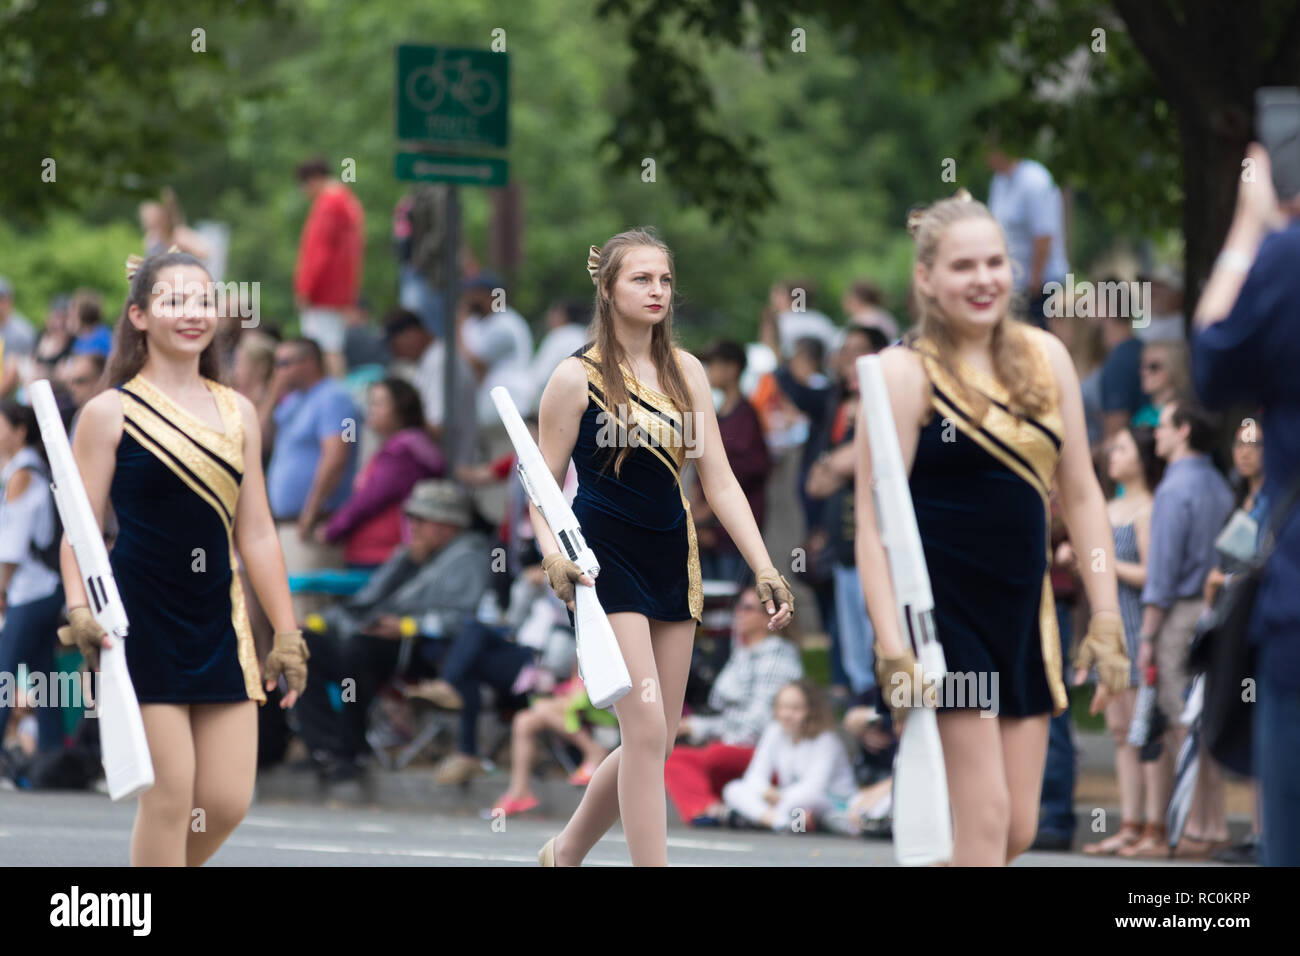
top-left (953, 187), bottom-right (973, 202)
top-left (906, 207), bottom-right (927, 238)
top-left (587, 245), bottom-right (601, 286)
top-left (125, 254), bottom-right (143, 282)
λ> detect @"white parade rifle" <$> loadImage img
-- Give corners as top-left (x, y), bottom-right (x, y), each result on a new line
top-left (29, 379), bottom-right (154, 801)
top-left (856, 354), bottom-right (952, 866)
top-left (490, 386), bottom-right (632, 710)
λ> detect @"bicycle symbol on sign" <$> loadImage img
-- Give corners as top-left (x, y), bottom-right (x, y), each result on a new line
top-left (406, 51), bottom-right (501, 117)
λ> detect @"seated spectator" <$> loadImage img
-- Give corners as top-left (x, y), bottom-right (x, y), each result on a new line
top-left (1132, 339), bottom-right (1189, 428)
top-left (294, 480), bottom-right (490, 781)
top-left (406, 613), bottom-right (544, 786)
top-left (231, 330), bottom-right (276, 409)
top-left (664, 584), bottom-right (803, 826)
top-left (525, 299), bottom-right (590, 416)
top-left (721, 680), bottom-right (856, 832)
top-left (456, 276), bottom-right (534, 429)
top-left (320, 378), bottom-right (444, 569)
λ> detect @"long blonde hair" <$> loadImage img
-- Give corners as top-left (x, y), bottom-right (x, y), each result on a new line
top-left (907, 192), bottom-right (1053, 421)
top-left (589, 227), bottom-right (693, 476)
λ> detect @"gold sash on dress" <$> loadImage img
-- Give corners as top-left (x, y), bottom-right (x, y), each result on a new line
top-left (118, 375), bottom-right (265, 702)
top-left (909, 338), bottom-right (1069, 716)
top-left (578, 346), bottom-right (703, 623)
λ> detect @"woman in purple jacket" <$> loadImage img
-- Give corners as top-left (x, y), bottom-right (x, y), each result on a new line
top-left (319, 378), bottom-right (444, 567)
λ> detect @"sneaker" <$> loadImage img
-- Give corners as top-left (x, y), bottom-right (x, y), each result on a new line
top-left (433, 752), bottom-right (484, 785)
top-left (405, 678), bottom-right (464, 711)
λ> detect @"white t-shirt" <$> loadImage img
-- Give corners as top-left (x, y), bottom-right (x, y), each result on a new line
top-left (0, 446), bottom-right (61, 606)
top-left (460, 308), bottom-right (535, 426)
top-left (988, 159), bottom-right (1070, 293)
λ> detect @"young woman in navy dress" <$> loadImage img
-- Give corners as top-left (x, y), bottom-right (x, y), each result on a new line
top-left (56, 251), bottom-right (309, 866)
top-left (854, 192), bottom-right (1131, 865)
top-left (532, 228), bottom-right (794, 866)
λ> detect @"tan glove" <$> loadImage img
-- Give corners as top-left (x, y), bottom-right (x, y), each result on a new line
top-left (542, 552), bottom-right (585, 607)
top-left (1072, 611), bottom-right (1130, 695)
top-left (263, 629), bottom-right (310, 696)
top-left (755, 567), bottom-right (794, 616)
top-left (874, 643), bottom-right (929, 732)
top-left (57, 606), bottom-right (106, 673)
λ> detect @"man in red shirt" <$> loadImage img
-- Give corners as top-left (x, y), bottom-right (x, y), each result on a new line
top-left (294, 156), bottom-right (364, 377)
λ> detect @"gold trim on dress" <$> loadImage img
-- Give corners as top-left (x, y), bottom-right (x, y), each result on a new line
top-left (123, 374), bottom-right (244, 472)
top-left (229, 542), bottom-right (266, 702)
top-left (119, 392), bottom-right (240, 520)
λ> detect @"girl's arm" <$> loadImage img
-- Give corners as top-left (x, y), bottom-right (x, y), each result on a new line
top-left (679, 350), bottom-right (792, 628)
top-left (59, 392), bottom-right (123, 616)
top-left (232, 393), bottom-right (297, 639)
top-left (528, 358), bottom-right (595, 604)
top-left (1040, 330), bottom-right (1120, 619)
top-left (852, 346), bottom-right (930, 659)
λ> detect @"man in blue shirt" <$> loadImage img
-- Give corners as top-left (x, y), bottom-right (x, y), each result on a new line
top-left (265, 337), bottom-right (359, 615)
top-left (1130, 398), bottom-right (1233, 859)
top-left (1192, 141), bottom-right (1300, 866)
top-left (986, 148), bottom-right (1070, 327)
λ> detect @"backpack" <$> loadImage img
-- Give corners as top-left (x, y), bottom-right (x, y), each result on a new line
top-left (21, 457), bottom-right (64, 573)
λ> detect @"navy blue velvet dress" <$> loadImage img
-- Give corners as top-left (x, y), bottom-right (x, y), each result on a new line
top-left (109, 375), bottom-right (264, 704)
top-left (565, 343), bottom-right (702, 625)
top-left (905, 336), bottom-right (1067, 718)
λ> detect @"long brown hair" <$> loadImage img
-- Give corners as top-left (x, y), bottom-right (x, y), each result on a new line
top-left (103, 250), bottom-right (223, 388)
top-left (907, 192), bottom-right (1053, 421)
top-left (589, 227), bottom-right (693, 477)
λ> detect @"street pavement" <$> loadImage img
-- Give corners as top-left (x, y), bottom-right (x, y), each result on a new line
top-left (0, 789), bottom-right (1213, 867)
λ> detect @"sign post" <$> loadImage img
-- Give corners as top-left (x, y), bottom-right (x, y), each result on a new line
top-left (395, 44), bottom-right (509, 470)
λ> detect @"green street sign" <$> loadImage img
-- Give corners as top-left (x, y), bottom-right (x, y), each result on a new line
top-left (396, 45), bottom-right (509, 150)
top-left (395, 152), bottom-right (509, 186)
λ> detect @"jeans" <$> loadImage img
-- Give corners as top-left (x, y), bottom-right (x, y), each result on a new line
top-left (832, 563), bottom-right (876, 694)
top-left (1038, 599), bottom-right (1076, 837)
top-left (1255, 668), bottom-right (1300, 866)
top-left (0, 586), bottom-right (67, 753)
top-left (430, 618), bottom-right (533, 757)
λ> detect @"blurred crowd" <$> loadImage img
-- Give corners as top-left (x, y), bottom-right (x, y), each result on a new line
top-left (0, 151), bottom-right (1289, 858)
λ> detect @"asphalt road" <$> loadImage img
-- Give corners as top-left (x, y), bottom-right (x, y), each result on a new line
top-left (0, 789), bottom-right (1199, 867)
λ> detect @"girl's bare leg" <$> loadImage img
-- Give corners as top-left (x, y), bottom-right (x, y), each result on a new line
top-left (186, 700), bottom-right (258, 866)
top-left (131, 704), bottom-right (195, 867)
top-left (553, 615), bottom-right (695, 866)
top-left (936, 710), bottom-right (1009, 866)
top-left (999, 714), bottom-right (1051, 863)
